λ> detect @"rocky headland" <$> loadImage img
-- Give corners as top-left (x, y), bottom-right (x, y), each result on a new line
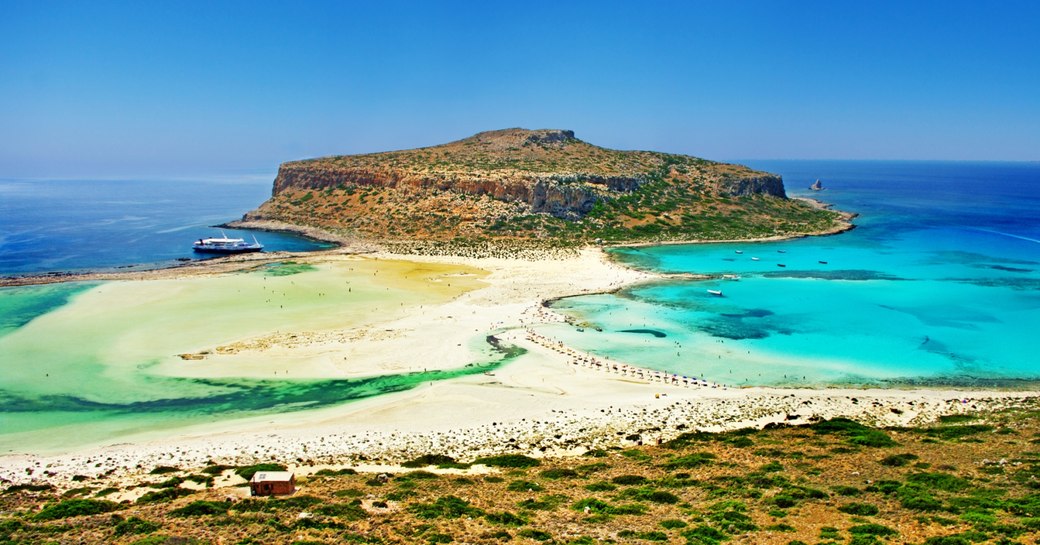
top-left (232, 128), bottom-right (848, 246)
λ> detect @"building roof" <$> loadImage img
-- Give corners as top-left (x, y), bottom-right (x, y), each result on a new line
top-left (251, 471), bottom-right (294, 482)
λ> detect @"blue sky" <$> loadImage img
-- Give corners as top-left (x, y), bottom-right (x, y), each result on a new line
top-left (2, 0), bottom-right (1038, 177)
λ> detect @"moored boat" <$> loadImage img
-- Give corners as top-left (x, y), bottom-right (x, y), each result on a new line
top-left (193, 231), bottom-right (264, 254)
top-left (722, 274), bottom-right (741, 281)
top-left (707, 289), bottom-right (724, 296)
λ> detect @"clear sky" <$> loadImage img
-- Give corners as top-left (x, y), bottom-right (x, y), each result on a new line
top-left (2, 0), bottom-right (1038, 177)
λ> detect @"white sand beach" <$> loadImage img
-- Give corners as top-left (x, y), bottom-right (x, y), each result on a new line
top-left (1, 247), bottom-right (1037, 488)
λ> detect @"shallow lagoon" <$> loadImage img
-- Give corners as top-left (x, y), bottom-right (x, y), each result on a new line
top-left (0, 259), bottom-right (510, 452)
top-left (548, 161), bottom-right (1040, 388)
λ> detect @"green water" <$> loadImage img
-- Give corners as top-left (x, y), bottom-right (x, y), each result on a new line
top-left (0, 261), bottom-right (515, 453)
top-left (0, 282), bottom-right (99, 338)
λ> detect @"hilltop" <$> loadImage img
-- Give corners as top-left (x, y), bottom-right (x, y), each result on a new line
top-left (236, 129), bottom-right (848, 247)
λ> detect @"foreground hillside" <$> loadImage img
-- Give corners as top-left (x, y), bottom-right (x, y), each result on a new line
top-left (238, 129), bottom-right (847, 246)
top-left (3, 406), bottom-right (1039, 544)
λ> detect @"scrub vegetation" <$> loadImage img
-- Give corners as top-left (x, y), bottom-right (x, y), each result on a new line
top-left (4, 407), bottom-right (1040, 544)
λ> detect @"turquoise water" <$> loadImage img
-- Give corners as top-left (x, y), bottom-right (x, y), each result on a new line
top-left (548, 161), bottom-right (1040, 388)
top-left (0, 264), bottom-right (517, 453)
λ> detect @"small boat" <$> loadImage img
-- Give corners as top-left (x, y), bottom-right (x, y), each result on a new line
top-left (777, 250), bottom-right (787, 254)
top-left (818, 260), bottom-right (828, 265)
top-left (193, 231), bottom-right (264, 254)
top-left (722, 274), bottom-right (741, 281)
top-left (734, 250), bottom-right (743, 254)
top-left (751, 257), bottom-right (760, 261)
top-left (707, 289), bottom-right (724, 296)
top-left (810, 179), bottom-right (823, 191)
top-left (777, 263), bottom-right (786, 268)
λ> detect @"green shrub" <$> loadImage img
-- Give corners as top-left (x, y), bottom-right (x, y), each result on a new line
top-left (475, 455), bottom-right (540, 468)
top-left (137, 487), bottom-right (193, 504)
top-left (682, 524), bottom-right (727, 544)
top-left (485, 511), bottom-right (527, 526)
top-left (661, 519), bottom-right (688, 529)
top-left (839, 502), bottom-right (880, 516)
top-left (314, 468), bottom-right (358, 476)
top-left (906, 472), bottom-right (970, 492)
top-left (850, 430), bottom-right (898, 448)
top-left (34, 498), bottom-right (121, 520)
top-left (3, 483), bottom-right (54, 494)
top-left (506, 480), bottom-right (543, 492)
top-left (922, 537), bottom-right (972, 545)
top-left (114, 516), bottom-right (162, 536)
top-left (399, 470), bottom-right (439, 481)
top-left (149, 466), bottom-right (180, 475)
top-left (810, 418), bottom-right (897, 448)
top-left (518, 528), bottom-right (552, 541)
top-left (666, 452), bottom-right (716, 469)
top-left (612, 475), bottom-right (648, 485)
top-left (201, 464), bottom-right (233, 476)
top-left (540, 468), bottom-right (578, 479)
top-left (576, 462), bottom-right (609, 474)
top-left (898, 488), bottom-right (945, 511)
top-left (234, 463), bottom-right (287, 481)
top-left (648, 490), bottom-right (680, 504)
top-left (919, 424), bottom-right (995, 441)
top-left (171, 500), bottom-right (228, 517)
top-left (572, 497), bottom-right (647, 516)
top-left (880, 453), bottom-right (919, 467)
top-left (409, 495), bottom-right (483, 519)
top-left (584, 481), bottom-right (616, 492)
top-left (773, 495), bottom-right (797, 508)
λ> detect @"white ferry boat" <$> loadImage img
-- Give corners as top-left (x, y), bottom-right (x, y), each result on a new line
top-left (193, 231), bottom-right (264, 254)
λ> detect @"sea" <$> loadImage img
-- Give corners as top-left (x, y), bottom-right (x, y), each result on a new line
top-left (546, 160), bottom-right (1040, 389)
top-left (0, 177), bottom-right (333, 275)
top-left (1, 163), bottom-right (1038, 452)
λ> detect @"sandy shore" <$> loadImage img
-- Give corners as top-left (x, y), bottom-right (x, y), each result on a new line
top-left (2, 246), bottom-right (1037, 490)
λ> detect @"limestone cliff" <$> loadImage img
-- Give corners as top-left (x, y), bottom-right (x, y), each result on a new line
top-left (241, 128), bottom-right (842, 244)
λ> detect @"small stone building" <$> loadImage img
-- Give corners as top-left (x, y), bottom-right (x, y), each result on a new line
top-left (249, 471), bottom-right (295, 496)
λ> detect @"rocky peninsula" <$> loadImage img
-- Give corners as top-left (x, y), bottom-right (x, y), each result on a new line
top-left (230, 128), bottom-right (849, 247)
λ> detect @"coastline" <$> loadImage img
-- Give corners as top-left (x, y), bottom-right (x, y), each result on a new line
top-left (7, 202), bottom-right (1037, 492)
top-left (3, 242), bottom-right (1039, 491)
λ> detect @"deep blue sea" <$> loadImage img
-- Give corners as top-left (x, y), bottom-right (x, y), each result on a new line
top-left (546, 161), bottom-right (1040, 388)
top-left (0, 178), bottom-right (331, 275)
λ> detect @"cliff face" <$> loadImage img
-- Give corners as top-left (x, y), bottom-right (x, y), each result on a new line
top-left (717, 175), bottom-right (786, 198)
top-left (240, 128), bottom-right (841, 243)
top-left (271, 162), bottom-right (646, 219)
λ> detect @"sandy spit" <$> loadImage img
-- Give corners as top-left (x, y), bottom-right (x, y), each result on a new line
top-left (2, 246), bottom-right (1036, 490)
